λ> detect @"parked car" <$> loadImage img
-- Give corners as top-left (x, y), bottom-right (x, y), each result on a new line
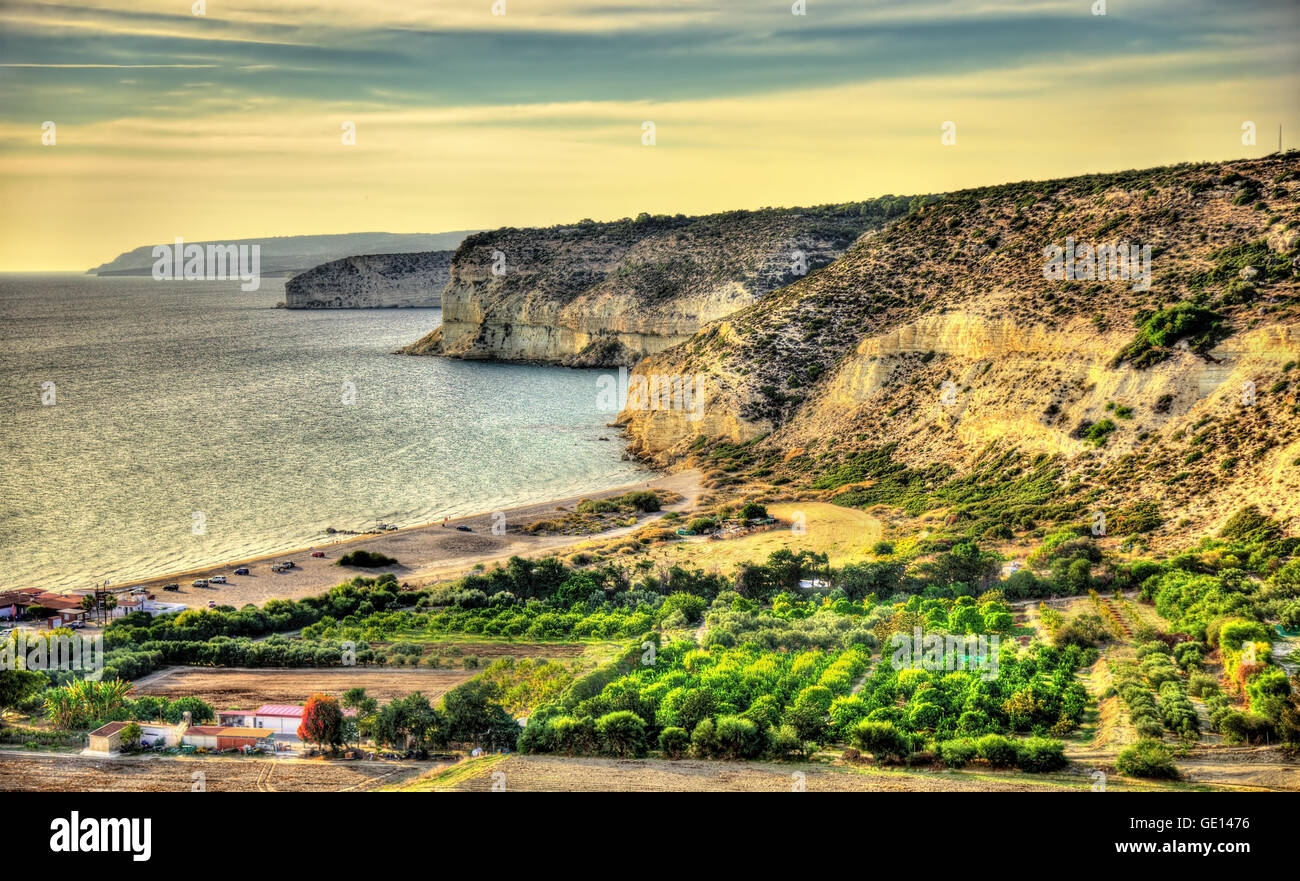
top-left (310, 551), bottom-right (325, 558)
top-left (234, 567), bottom-right (249, 576)
top-left (456, 525), bottom-right (473, 532)
top-left (207, 601), bottom-right (217, 608)
top-left (163, 583), bottom-right (180, 591)
top-left (271, 565), bottom-right (284, 573)
top-left (209, 575), bottom-right (227, 584)
top-left (280, 561), bottom-right (296, 569)
top-left (192, 579), bottom-right (208, 588)
top-left (68, 621), bottom-right (85, 630)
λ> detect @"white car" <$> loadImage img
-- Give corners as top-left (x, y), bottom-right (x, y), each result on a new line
top-left (210, 575), bottom-right (227, 584)
top-left (192, 579), bottom-right (208, 588)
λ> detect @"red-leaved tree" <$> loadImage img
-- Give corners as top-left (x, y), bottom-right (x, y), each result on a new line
top-left (298, 693), bottom-right (345, 752)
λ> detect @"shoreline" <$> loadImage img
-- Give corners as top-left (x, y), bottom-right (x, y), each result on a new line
top-left (90, 468), bottom-right (703, 609)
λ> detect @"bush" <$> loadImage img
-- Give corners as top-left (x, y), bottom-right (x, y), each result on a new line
top-left (690, 718), bottom-right (718, 757)
top-left (1054, 614), bottom-right (1112, 648)
top-left (974, 733), bottom-right (1018, 767)
top-left (660, 592), bottom-right (707, 625)
top-left (623, 491), bottom-right (661, 513)
top-left (713, 715), bottom-right (766, 760)
top-left (936, 737), bottom-right (978, 768)
top-left (687, 517), bottom-right (717, 533)
top-left (738, 502), bottom-right (768, 520)
top-left (658, 726), bottom-right (689, 759)
top-left (850, 720), bottom-right (911, 763)
top-left (1218, 711), bottom-right (1275, 745)
top-left (595, 710), bottom-right (647, 757)
top-left (338, 550), bottom-right (398, 568)
top-left (1134, 716), bottom-right (1165, 739)
top-left (1115, 738), bottom-right (1179, 779)
top-left (1112, 302), bottom-right (1229, 368)
top-left (768, 723), bottom-right (808, 760)
top-left (1016, 737), bottom-right (1067, 772)
top-left (549, 716), bottom-right (599, 755)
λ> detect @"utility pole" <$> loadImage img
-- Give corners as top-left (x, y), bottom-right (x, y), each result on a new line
top-left (92, 579), bottom-right (111, 625)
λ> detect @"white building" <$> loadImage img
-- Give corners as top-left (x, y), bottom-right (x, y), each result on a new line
top-left (252, 704), bottom-right (304, 736)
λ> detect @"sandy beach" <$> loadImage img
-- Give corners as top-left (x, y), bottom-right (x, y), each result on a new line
top-left (100, 469), bottom-right (703, 609)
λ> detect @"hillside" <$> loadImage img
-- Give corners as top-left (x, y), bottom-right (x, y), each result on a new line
top-left (284, 251), bottom-right (453, 308)
top-left (88, 231), bottom-right (476, 278)
top-left (619, 154), bottom-right (1300, 547)
top-left (397, 199), bottom-right (915, 366)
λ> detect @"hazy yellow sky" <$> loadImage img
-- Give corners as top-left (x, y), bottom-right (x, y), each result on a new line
top-left (1, 0), bottom-right (1297, 270)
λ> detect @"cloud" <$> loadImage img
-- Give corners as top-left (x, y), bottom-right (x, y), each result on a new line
top-left (0, 0), bottom-right (1296, 268)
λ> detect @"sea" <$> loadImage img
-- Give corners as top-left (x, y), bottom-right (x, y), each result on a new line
top-left (0, 274), bottom-right (646, 591)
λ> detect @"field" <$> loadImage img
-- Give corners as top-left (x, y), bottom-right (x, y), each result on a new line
top-left (130, 666), bottom-right (477, 707)
top-left (0, 751), bottom-right (433, 792)
top-left (365, 639), bottom-right (623, 665)
top-left (391, 754), bottom-right (1192, 792)
top-left (628, 502), bottom-right (882, 572)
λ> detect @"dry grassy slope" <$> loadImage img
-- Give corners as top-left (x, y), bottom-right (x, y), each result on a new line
top-left (621, 154), bottom-right (1300, 544)
top-left (398, 201), bottom-right (910, 366)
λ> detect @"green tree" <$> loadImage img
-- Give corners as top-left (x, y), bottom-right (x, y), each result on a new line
top-left (163, 696), bottom-right (214, 724)
top-left (442, 680), bottom-right (519, 751)
top-left (120, 722), bottom-right (142, 751)
top-left (0, 669), bottom-right (46, 711)
top-left (837, 561), bottom-right (904, 601)
top-left (341, 687), bottom-right (379, 741)
top-left (374, 692), bottom-right (445, 751)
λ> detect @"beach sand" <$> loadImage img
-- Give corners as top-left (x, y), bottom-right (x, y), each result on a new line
top-left (102, 469), bottom-right (703, 609)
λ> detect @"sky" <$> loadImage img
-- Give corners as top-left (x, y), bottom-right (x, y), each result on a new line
top-left (0, 0), bottom-right (1297, 270)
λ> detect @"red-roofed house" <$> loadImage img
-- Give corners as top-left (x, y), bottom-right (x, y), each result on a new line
top-left (183, 726), bottom-right (275, 751)
top-left (253, 704), bottom-right (304, 736)
top-left (252, 703), bottom-right (358, 740)
top-left (217, 709), bottom-right (257, 727)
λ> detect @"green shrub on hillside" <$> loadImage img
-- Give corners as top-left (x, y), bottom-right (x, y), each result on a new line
top-left (1111, 302), bottom-right (1230, 368)
top-left (1116, 739), bottom-right (1179, 779)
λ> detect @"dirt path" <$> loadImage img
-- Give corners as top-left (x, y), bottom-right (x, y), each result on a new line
top-left (87, 469), bottom-right (702, 610)
top-left (432, 754), bottom-right (1171, 792)
top-left (0, 749), bottom-right (436, 792)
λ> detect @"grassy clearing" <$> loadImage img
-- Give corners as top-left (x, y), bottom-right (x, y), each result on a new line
top-left (629, 502), bottom-right (881, 574)
top-left (384, 754), bottom-right (508, 792)
top-left (370, 635), bottom-right (623, 661)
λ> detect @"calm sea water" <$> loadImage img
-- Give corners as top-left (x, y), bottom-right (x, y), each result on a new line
top-left (0, 274), bottom-right (645, 590)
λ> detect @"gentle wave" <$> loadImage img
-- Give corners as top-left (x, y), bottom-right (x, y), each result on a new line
top-left (0, 274), bottom-right (644, 589)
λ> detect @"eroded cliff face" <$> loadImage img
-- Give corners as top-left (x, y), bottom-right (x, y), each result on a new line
top-left (285, 252), bottom-right (452, 308)
top-left (398, 200), bottom-right (913, 365)
top-left (619, 154), bottom-right (1300, 538)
